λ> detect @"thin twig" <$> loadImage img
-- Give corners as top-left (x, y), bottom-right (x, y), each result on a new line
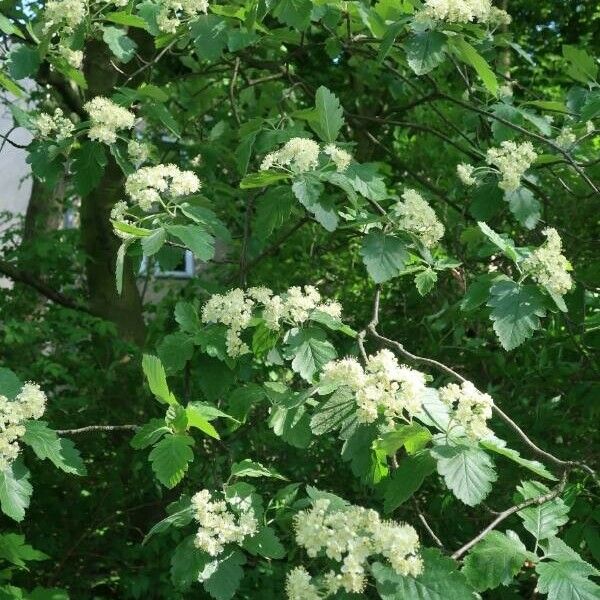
top-left (56, 425), bottom-right (138, 435)
top-left (413, 497), bottom-right (443, 548)
top-left (229, 57), bottom-right (241, 125)
top-left (452, 470), bottom-right (568, 559)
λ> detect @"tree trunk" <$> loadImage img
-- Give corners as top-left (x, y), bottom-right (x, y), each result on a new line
top-left (80, 40), bottom-right (146, 345)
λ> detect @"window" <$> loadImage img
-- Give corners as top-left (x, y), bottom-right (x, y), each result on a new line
top-left (139, 250), bottom-right (195, 279)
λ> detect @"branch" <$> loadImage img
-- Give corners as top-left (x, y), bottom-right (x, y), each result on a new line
top-left (56, 424), bottom-right (138, 435)
top-left (451, 470), bottom-right (568, 560)
top-left (0, 259), bottom-right (93, 314)
top-left (364, 288), bottom-right (598, 480)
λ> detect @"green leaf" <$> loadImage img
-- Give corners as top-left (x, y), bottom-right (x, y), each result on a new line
top-left (104, 11), bottom-right (149, 29)
top-left (170, 535), bottom-right (209, 590)
top-left (175, 301), bottom-right (200, 333)
top-left (130, 418), bottom-right (170, 449)
top-left (72, 142), bottom-right (107, 197)
top-left (165, 224), bottom-right (215, 261)
top-left (273, 0), bottom-right (312, 30)
top-left (284, 327), bottom-right (337, 382)
top-left (373, 548), bottom-right (477, 600)
top-left (201, 550), bottom-right (245, 600)
top-left (432, 444), bottom-right (497, 506)
top-left (157, 332), bottom-right (195, 373)
top-left (460, 274), bottom-right (497, 312)
top-left (143, 497), bottom-right (193, 543)
top-left (505, 187), bottom-right (541, 230)
top-left (562, 45), bottom-right (598, 85)
top-left (344, 163), bottom-right (387, 201)
top-left (462, 531), bottom-right (536, 591)
top-left (581, 91), bottom-right (600, 121)
top-left (7, 44), bottom-right (40, 80)
top-left (268, 397), bottom-right (312, 448)
top-left (404, 31), bottom-right (447, 76)
top-left (536, 559), bottom-right (600, 600)
top-left (310, 387), bottom-right (357, 436)
top-left (115, 240), bottom-right (129, 296)
top-left (377, 423), bottom-right (433, 456)
top-left (415, 268), bottom-right (438, 296)
top-left (102, 26), bottom-right (138, 63)
top-left (517, 480), bottom-right (569, 542)
top-left (469, 181), bottom-right (504, 220)
top-left (383, 451), bottom-right (436, 513)
top-left (191, 15), bottom-right (229, 61)
top-left (0, 71), bottom-right (23, 97)
top-left (487, 280), bottom-right (546, 351)
top-left (309, 310), bottom-right (356, 337)
top-left (141, 227), bottom-right (166, 256)
top-left (243, 526), bottom-right (286, 559)
top-left (185, 405), bottom-right (221, 439)
top-left (360, 231), bottom-right (408, 283)
top-left (0, 533), bottom-right (48, 568)
top-left (148, 433), bottom-right (194, 488)
top-left (239, 171), bottom-right (290, 189)
top-left (231, 459), bottom-right (286, 480)
top-left (142, 354), bottom-right (177, 404)
top-left (313, 86), bottom-right (344, 143)
top-left (480, 440), bottom-right (557, 481)
top-left (0, 368), bottom-right (23, 400)
top-left (477, 222), bottom-right (519, 263)
top-left (21, 421), bottom-right (86, 475)
top-left (452, 38), bottom-right (498, 94)
top-left (0, 461), bottom-right (32, 522)
top-left (292, 174), bottom-right (338, 231)
top-left (0, 14), bottom-right (25, 38)
top-left (143, 102), bottom-right (181, 137)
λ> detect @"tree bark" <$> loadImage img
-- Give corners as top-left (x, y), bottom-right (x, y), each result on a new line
top-left (80, 40), bottom-right (146, 345)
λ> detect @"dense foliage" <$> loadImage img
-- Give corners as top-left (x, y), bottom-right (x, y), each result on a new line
top-left (0, 0), bottom-right (598, 598)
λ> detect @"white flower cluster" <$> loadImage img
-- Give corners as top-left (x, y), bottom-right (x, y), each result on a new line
top-left (260, 138), bottom-right (352, 174)
top-left (288, 498), bottom-right (422, 597)
top-left (320, 350), bottom-right (427, 425)
top-left (124, 164), bottom-right (201, 211)
top-left (43, 0), bottom-right (86, 33)
top-left (457, 163), bottom-right (477, 186)
top-left (417, 0), bottom-right (511, 25)
top-left (58, 44), bottom-right (83, 69)
top-left (127, 140), bottom-right (151, 164)
top-left (201, 286), bottom-right (342, 357)
top-left (83, 97), bottom-right (135, 145)
top-left (392, 189), bottom-right (445, 248)
top-left (486, 141), bottom-right (537, 192)
top-left (555, 127), bottom-right (576, 149)
top-left (439, 381), bottom-right (493, 439)
top-left (522, 227), bottom-right (572, 296)
top-left (156, 0), bottom-right (210, 33)
top-left (34, 108), bottom-right (74, 141)
top-left (191, 489), bottom-right (258, 557)
top-left (0, 383), bottom-right (47, 471)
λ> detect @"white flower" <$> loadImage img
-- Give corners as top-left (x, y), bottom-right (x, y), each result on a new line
top-left (84, 97), bottom-right (135, 145)
top-left (457, 163), bottom-right (477, 186)
top-left (124, 164), bottom-right (200, 211)
top-left (34, 108), bottom-right (74, 141)
top-left (555, 127), bottom-right (576, 150)
top-left (0, 382), bottom-right (47, 471)
top-left (522, 227), bottom-right (573, 296)
top-left (290, 498), bottom-right (421, 596)
top-left (110, 201), bottom-right (128, 222)
top-left (286, 567), bottom-right (320, 600)
top-left (393, 189), bottom-right (444, 248)
top-left (127, 140), bottom-right (151, 164)
top-left (417, 0), bottom-right (510, 24)
top-left (324, 144), bottom-right (352, 172)
top-left (486, 141), bottom-right (537, 192)
top-left (156, 0), bottom-right (210, 33)
top-left (200, 286), bottom-right (343, 357)
top-left (586, 121), bottom-right (595, 135)
top-left (191, 489), bottom-right (257, 557)
top-left (43, 0), bottom-right (86, 32)
top-left (320, 350), bottom-right (427, 424)
top-left (260, 138), bottom-right (320, 173)
top-left (59, 45), bottom-right (83, 69)
top-left (439, 381), bottom-right (493, 439)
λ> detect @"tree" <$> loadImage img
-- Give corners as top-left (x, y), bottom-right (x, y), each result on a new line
top-left (0, 0), bottom-right (598, 597)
